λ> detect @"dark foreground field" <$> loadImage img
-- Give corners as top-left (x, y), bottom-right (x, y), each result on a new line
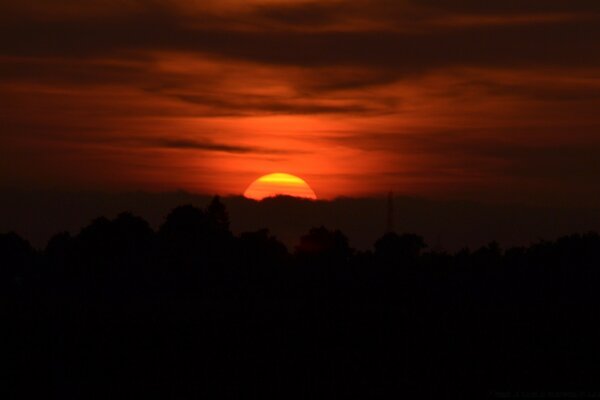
top-left (4, 198), bottom-right (600, 398)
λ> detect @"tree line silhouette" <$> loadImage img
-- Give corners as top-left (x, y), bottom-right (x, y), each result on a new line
top-left (3, 196), bottom-right (600, 398)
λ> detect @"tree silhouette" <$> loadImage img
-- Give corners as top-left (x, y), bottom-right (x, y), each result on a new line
top-left (374, 232), bottom-right (426, 264)
top-left (0, 232), bottom-right (34, 284)
top-left (238, 229), bottom-right (288, 267)
top-left (206, 195), bottom-right (230, 232)
top-left (295, 226), bottom-right (353, 263)
top-left (2, 200), bottom-right (600, 398)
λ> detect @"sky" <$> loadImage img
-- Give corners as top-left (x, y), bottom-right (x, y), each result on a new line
top-left (2, 0), bottom-right (600, 206)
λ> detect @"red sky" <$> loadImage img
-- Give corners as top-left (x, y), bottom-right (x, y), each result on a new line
top-left (2, 0), bottom-right (600, 205)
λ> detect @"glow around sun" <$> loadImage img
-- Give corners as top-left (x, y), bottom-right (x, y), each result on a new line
top-left (243, 173), bottom-right (317, 201)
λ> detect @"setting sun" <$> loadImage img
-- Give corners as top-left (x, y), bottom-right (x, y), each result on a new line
top-left (243, 173), bottom-right (317, 200)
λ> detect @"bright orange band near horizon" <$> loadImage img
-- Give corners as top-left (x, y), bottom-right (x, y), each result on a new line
top-left (243, 173), bottom-right (317, 201)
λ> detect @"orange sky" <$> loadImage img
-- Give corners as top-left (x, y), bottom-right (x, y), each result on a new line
top-left (2, 0), bottom-right (600, 205)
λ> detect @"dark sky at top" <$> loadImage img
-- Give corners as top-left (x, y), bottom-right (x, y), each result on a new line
top-left (2, 0), bottom-right (600, 206)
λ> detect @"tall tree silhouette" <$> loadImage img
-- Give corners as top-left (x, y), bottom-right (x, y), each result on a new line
top-left (206, 195), bottom-right (230, 232)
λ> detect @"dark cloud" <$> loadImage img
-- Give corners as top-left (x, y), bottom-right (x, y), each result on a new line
top-left (319, 126), bottom-right (600, 195)
top-left (1, 0), bottom-right (599, 106)
top-left (150, 138), bottom-right (297, 155)
top-left (251, 1), bottom-right (343, 27)
top-left (415, 0), bottom-right (600, 14)
top-left (0, 57), bottom-right (149, 86)
top-left (185, 23), bottom-right (600, 70)
top-left (473, 82), bottom-right (600, 102)
top-left (1, 1), bottom-right (599, 73)
top-left (172, 93), bottom-right (380, 116)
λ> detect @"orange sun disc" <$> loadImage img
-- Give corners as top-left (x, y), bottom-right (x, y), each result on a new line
top-left (243, 173), bottom-right (317, 200)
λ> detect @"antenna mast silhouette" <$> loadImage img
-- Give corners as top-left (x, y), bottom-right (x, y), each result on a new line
top-left (386, 191), bottom-right (395, 233)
